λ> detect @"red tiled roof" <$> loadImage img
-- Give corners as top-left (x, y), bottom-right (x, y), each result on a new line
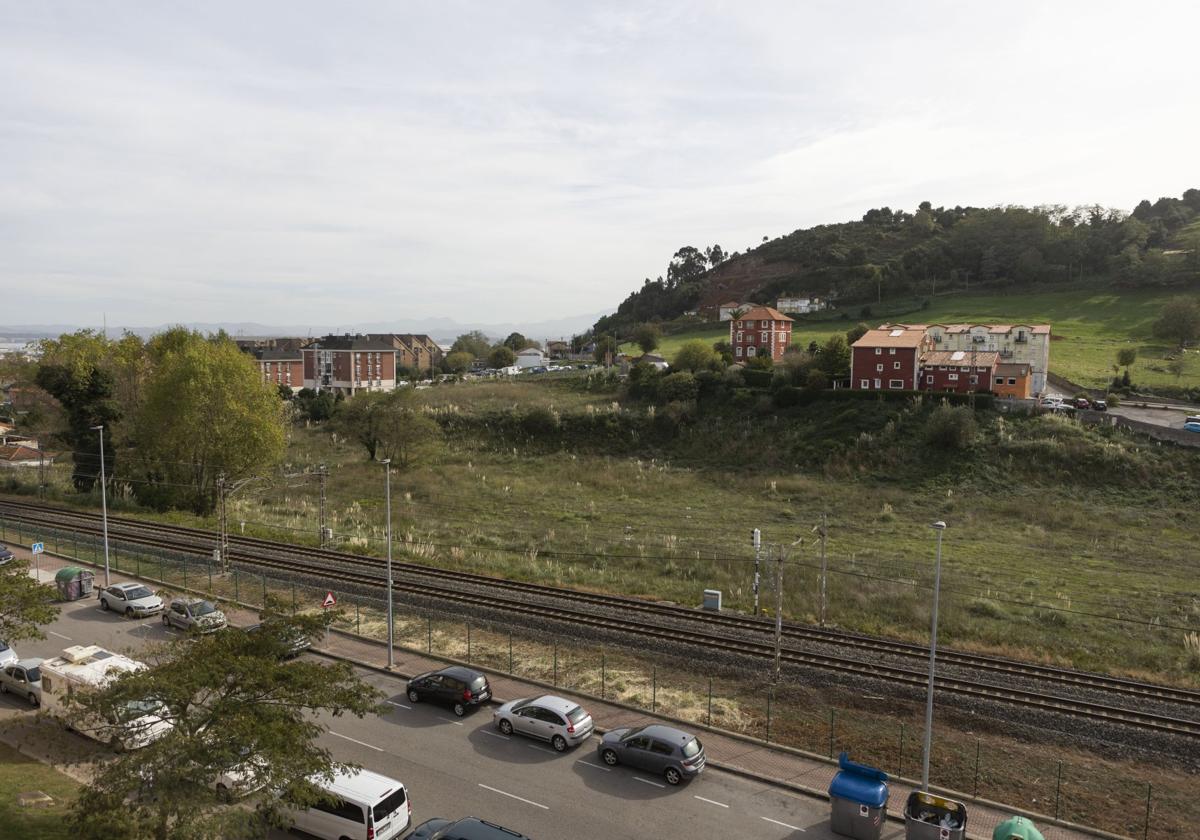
top-left (0, 445), bottom-right (50, 463)
top-left (853, 328), bottom-right (927, 349)
top-left (735, 306), bottom-right (793, 323)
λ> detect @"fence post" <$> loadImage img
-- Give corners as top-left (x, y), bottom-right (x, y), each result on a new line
top-left (183, 561), bottom-right (187, 590)
top-left (1144, 783), bottom-right (1152, 840)
top-left (508, 632), bottom-right (513, 674)
top-left (234, 569), bottom-right (239, 602)
top-left (427, 616), bottom-right (432, 653)
top-left (292, 582), bottom-right (297, 614)
top-left (601, 653), bottom-right (606, 700)
top-left (707, 678), bottom-right (713, 726)
top-left (136, 550), bottom-right (141, 578)
top-left (1054, 761), bottom-right (1062, 820)
top-left (829, 709), bottom-right (836, 758)
top-left (651, 665), bottom-right (656, 713)
top-left (974, 740), bottom-right (981, 797)
top-left (765, 688), bottom-right (772, 742)
top-left (207, 560), bottom-right (212, 593)
top-left (467, 623), bottom-right (472, 663)
top-left (261, 574), bottom-right (267, 607)
top-left (355, 601), bottom-right (361, 635)
top-left (898, 724), bottom-right (904, 775)
top-left (553, 642), bottom-right (558, 687)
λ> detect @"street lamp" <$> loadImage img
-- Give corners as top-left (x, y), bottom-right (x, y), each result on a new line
top-left (381, 458), bottom-right (394, 669)
top-left (922, 520), bottom-right (947, 791)
top-left (91, 425), bottom-right (111, 587)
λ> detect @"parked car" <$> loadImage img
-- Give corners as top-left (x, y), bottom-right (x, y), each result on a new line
top-left (0, 641), bottom-right (17, 668)
top-left (493, 694), bottom-right (594, 752)
top-left (1038, 396), bottom-right (1063, 407)
top-left (1092, 399), bottom-right (1108, 411)
top-left (1074, 397), bottom-right (1091, 410)
top-left (409, 817), bottom-right (531, 840)
top-left (162, 598), bottom-right (227, 633)
top-left (1184, 421), bottom-right (1200, 433)
top-left (406, 666), bottom-right (491, 716)
top-left (1186, 415), bottom-right (1200, 426)
top-left (98, 582), bottom-right (164, 618)
top-left (283, 768), bottom-right (410, 840)
top-left (598, 724), bottom-right (706, 785)
top-left (243, 619), bottom-right (311, 658)
top-left (0, 657), bottom-right (43, 707)
top-left (0, 543), bottom-right (15, 565)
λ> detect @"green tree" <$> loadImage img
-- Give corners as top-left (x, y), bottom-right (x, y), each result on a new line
top-left (673, 339), bottom-right (721, 372)
top-left (658, 371), bottom-right (699, 402)
top-left (633, 323), bottom-right (662, 354)
top-left (805, 369), bottom-right (829, 391)
top-left (335, 390), bottom-right (439, 468)
top-left (0, 559), bottom-right (59, 642)
top-left (488, 345), bottom-right (517, 368)
top-left (502, 332), bottom-right (532, 351)
top-left (1152, 296), bottom-right (1200, 347)
top-left (815, 335), bottom-right (851, 377)
top-left (924, 404), bottom-right (978, 450)
top-left (131, 334), bottom-right (286, 512)
top-left (593, 334), bottom-right (620, 364)
top-left (449, 330), bottom-right (491, 358)
top-left (1116, 347), bottom-right (1137, 374)
top-left (68, 612), bottom-right (383, 840)
top-left (445, 351), bottom-right (474, 373)
top-left (845, 322), bottom-right (870, 345)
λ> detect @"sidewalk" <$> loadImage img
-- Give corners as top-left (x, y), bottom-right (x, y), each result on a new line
top-left (19, 549), bottom-right (1120, 840)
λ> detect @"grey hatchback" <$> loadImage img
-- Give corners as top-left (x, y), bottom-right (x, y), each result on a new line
top-left (493, 695), bottom-right (594, 751)
top-left (598, 724), bottom-right (705, 785)
top-left (162, 598), bottom-right (228, 633)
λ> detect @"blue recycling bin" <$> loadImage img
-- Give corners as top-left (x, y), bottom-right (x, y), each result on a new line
top-left (829, 752), bottom-right (890, 839)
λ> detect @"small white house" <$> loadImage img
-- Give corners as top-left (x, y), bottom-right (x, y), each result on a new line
top-left (515, 348), bottom-right (546, 369)
top-left (718, 302), bottom-right (745, 321)
top-left (776, 297), bottom-right (824, 314)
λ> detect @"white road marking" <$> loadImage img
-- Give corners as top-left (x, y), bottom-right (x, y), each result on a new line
top-left (329, 731), bottom-right (384, 752)
top-left (634, 776), bottom-right (666, 789)
top-left (481, 730), bottom-right (510, 740)
top-left (694, 795), bottom-right (729, 808)
top-left (385, 700), bottom-right (411, 709)
top-left (577, 760), bottom-right (611, 772)
top-left (48, 631), bottom-right (72, 641)
top-left (437, 717), bottom-right (465, 726)
top-left (761, 816), bottom-right (804, 831)
top-left (477, 783), bottom-right (549, 810)
top-left (526, 743), bottom-right (557, 755)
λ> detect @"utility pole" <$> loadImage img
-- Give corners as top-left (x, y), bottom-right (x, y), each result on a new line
top-left (752, 528), bottom-right (762, 614)
top-left (216, 472), bottom-right (229, 573)
top-left (922, 520), bottom-right (947, 791)
top-left (773, 544), bottom-right (785, 686)
top-left (38, 450), bottom-right (45, 499)
top-left (818, 513), bottom-right (828, 628)
top-left (381, 459), bottom-right (394, 669)
top-left (91, 425), bottom-right (111, 587)
top-left (317, 463), bottom-right (329, 548)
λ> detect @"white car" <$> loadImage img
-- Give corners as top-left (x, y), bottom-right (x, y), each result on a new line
top-left (98, 583), bottom-right (164, 618)
top-left (0, 641), bottom-right (17, 668)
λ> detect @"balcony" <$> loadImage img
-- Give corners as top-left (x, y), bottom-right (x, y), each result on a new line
top-left (1014, 335), bottom-right (1029, 344)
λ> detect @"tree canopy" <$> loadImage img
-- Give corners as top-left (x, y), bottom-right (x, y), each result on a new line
top-left (449, 330), bottom-right (491, 358)
top-left (488, 345), bottom-right (517, 368)
top-left (632, 323), bottom-right (661, 354)
top-left (334, 389), bottom-right (440, 468)
top-left (673, 339), bottom-right (722, 373)
top-left (1152, 296), bottom-right (1200, 348)
top-left (0, 559), bottom-right (59, 643)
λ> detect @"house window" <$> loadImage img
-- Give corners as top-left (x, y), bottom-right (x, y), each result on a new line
top-left (889, 379), bottom-right (904, 389)
top-left (889, 348), bottom-right (896, 355)
top-left (927, 375), bottom-right (935, 384)
top-left (948, 373), bottom-right (959, 381)
top-left (860, 379), bottom-right (870, 389)
top-left (735, 347), bottom-right (743, 357)
top-left (760, 332), bottom-right (768, 342)
top-left (875, 348), bottom-right (882, 355)
top-left (969, 375), bottom-right (978, 385)
top-left (736, 331), bottom-right (743, 341)
top-left (874, 378), bottom-right (881, 389)
top-left (876, 364), bottom-right (884, 372)
top-left (893, 362), bottom-right (901, 370)
top-left (1008, 377), bottom-right (1017, 385)
top-left (761, 320), bottom-right (769, 328)
top-left (994, 377), bottom-right (1004, 385)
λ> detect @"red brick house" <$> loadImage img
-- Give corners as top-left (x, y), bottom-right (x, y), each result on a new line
top-left (851, 328), bottom-right (931, 390)
top-left (301, 335), bottom-right (399, 395)
top-left (730, 307), bottom-right (793, 362)
top-left (249, 348), bottom-right (303, 393)
top-left (919, 350), bottom-right (999, 393)
top-left (369, 334), bottom-right (444, 374)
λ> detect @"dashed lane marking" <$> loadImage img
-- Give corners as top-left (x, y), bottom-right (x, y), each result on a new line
top-left (48, 631), bottom-right (72, 641)
top-left (526, 743), bottom-right (557, 755)
top-left (477, 783), bottom-right (549, 810)
top-left (694, 795), bottom-right (729, 808)
top-left (329, 731), bottom-right (384, 752)
top-left (634, 776), bottom-right (666, 789)
top-left (577, 760), bottom-right (611, 772)
top-left (761, 816), bottom-right (804, 831)
top-left (437, 717), bottom-right (465, 726)
top-left (385, 700), bottom-right (411, 709)
top-left (481, 730), bottom-right (511, 740)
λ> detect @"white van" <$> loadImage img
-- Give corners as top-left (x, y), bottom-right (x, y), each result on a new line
top-left (287, 768), bottom-right (410, 840)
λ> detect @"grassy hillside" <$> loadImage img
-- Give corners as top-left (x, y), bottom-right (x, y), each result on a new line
top-left (635, 287), bottom-right (1200, 390)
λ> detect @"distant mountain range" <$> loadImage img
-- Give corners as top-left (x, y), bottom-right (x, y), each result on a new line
top-left (0, 311), bottom-right (607, 346)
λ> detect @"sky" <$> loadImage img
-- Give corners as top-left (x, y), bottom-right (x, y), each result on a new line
top-left (2, 1), bottom-right (1198, 330)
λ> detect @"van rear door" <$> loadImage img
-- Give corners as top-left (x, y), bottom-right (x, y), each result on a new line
top-left (370, 784), bottom-right (410, 839)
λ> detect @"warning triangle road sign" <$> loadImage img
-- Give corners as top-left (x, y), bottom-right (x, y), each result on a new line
top-left (321, 592), bottom-right (337, 608)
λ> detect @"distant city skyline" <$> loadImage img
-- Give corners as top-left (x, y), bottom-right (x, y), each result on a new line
top-left (2, 1), bottom-right (1196, 327)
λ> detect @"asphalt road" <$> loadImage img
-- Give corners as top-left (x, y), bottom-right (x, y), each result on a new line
top-left (1, 593), bottom-right (904, 840)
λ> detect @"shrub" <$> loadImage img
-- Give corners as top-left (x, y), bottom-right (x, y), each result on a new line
top-left (521, 406), bottom-right (559, 436)
top-left (923, 404), bottom-right (978, 450)
top-left (806, 369), bottom-right (829, 391)
top-left (743, 368), bottom-right (774, 389)
top-left (659, 371), bottom-right (699, 403)
top-left (773, 386), bottom-right (804, 408)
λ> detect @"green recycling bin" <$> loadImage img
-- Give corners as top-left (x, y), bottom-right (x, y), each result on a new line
top-left (54, 566), bottom-right (95, 601)
top-left (993, 816), bottom-right (1045, 840)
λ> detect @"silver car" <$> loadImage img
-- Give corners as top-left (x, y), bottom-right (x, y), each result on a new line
top-left (493, 694), bottom-right (594, 752)
top-left (162, 598), bottom-right (227, 633)
top-left (0, 641), bottom-right (16, 668)
top-left (0, 657), bottom-right (43, 707)
top-left (99, 582), bottom-right (164, 618)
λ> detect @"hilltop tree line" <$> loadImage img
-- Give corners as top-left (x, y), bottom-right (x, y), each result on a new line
top-left (594, 188), bottom-right (1200, 337)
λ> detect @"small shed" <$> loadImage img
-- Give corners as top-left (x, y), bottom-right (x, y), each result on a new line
top-left (515, 348), bottom-right (546, 369)
top-left (54, 567), bottom-right (95, 601)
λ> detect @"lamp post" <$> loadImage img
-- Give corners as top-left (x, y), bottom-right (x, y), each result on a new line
top-left (922, 520), bottom-right (947, 791)
top-left (91, 425), bottom-right (111, 587)
top-left (381, 458), bottom-right (394, 669)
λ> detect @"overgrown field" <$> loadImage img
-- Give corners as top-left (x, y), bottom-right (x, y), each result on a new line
top-left (639, 286), bottom-right (1200, 391)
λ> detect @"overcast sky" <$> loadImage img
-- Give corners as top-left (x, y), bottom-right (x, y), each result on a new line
top-left (2, 1), bottom-right (1197, 330)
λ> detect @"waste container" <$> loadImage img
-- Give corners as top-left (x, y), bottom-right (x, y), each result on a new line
top-left (992, 816), bottom-right (1044, 840)
top-left (904, 790), bottom-right (967, 839)
top-left (829, 752), bottom-right (889, 839)
top-left (54, 567), bottom-right (94, 601)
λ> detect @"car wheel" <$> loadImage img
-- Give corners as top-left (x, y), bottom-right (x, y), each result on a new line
top-left (498, 719), bottom-right (513, 736)
top-left (665, 767), bottom-right (682, 785)
top-left (452, 702), bottom-right (466, 717)
top-left (99, 598), bottom-right (109, 611)
top-left (28, 693), bottom-right (38, 708)
top-left (601, 748), bottom-right (619, 766)
top-left (552, 735), bottom-right (568, 752)
top-left (407, 688), bottom-right (420, 703)
top-left (125, 607), bottom-right (134, 618)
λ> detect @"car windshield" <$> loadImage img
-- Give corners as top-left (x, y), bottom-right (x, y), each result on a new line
top-left (117, 699), bottom-right (165, 723)
top-left (469, 675), bottom-right (488, 691)
top-left (567, 706), bottom-right (588, 724)
top-left (25, 666), bottom-right (40, 682)
top-left (125, 586), bottom-right (153, 599)
top-left (512, 698), bottom-right (533, 711)
top-left (0, 642), bottom-right (9, 652)
top-left (682, 738), bottom-right (702, 758)
top-left (621, 726), bottom-right (645, 741)
top-left (193, 601), bottom-right (218, 616)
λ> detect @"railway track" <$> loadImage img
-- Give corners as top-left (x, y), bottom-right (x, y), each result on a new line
top-left (4, 498), bottom-right (1200, 739)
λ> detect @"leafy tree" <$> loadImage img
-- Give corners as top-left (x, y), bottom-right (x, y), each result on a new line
top-left (658, 371), bottom-right (699, 402)
top-left (67, 612), bottom-right (383, 840)
top-left (334, 390), bottom-right (439, 468)
top-left (805, 369), bottom-right (829, 391)
top-left (276, 383), bottom-right (294, 401)
top-left (0, 559), bottom-right (59, 643)
top-left (845, 322), bottom-right (870, 345)
top-left (924, 404), bottom-right (978, 450)
top-left (666, 246), bottom-right (708, 290)
top-left (745, 353), bottom-right (774, 371)
top-left (1116, 347), bottom-right (1137, 371)
top-left (673, 339), bottom-right (722, 372)
top-left (1152, 296), bottom-right (1200, 347)
top-left (501, 332), bottom-right (528, 351)
top-left (593, 334), bottom-right (619, 364)
top-left (449, 330), bottom-right (491, 359)
top-left (815, 335), bottom-right (851, 377)
top-left (130, 334), bottom-right (286, 513)
top-left (633, 323), bottom-right (662, 354)
top-left (445, 351), bottom-right (474, 373)
top-left (704, 244), bottom-right (726, 267)
top-left (488, 346), bottom-right (516, 368)
top-left (712, 340), bottom-right (733, 366)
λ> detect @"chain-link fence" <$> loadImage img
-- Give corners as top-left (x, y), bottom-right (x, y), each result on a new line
top-left (0, 513), bottom-right (1178, 838)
